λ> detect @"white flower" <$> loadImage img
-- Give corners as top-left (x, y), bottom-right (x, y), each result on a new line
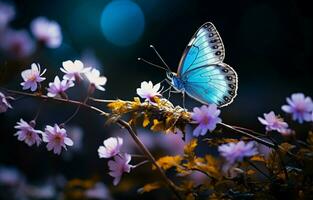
top-left (60, 60), bottom-right (90, 81)
top-left (136, 81), bottom-right (161, 103)
top-left (20, 63), bottom-right (46, 91)
top-left (30, 17), bottom-right (62, 48)
top-left (47, 76), bottom-right (74, 97)
top-left (85, 68), bottom-right (107, 91)
top-left (98, 137), bottom-right (123, 159)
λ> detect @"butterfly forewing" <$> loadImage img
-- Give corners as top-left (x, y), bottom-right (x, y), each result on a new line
top-left (177, 22), bottom-right (225, 76)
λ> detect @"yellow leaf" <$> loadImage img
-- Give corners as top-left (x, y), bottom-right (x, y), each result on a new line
top-left (250, 155), bottom-right (266, 162)
top-left (246, 169), bottom-right (256, 175)
top-left (142, 114), bottom-right (150, 127)
top-left (279, 142), bottom-right (295, 153)
top-left (151, 119), bottom-right (165, 132)
top-left (107, 100), bottom-right (127, 113)
top-left (153, 155), bottom-right (183, 171)
top-left (137, 182), bottom-right (161, 194)
top-left (184, 139), bottom-right (198, 156)
top-left (134, 97), bottom-right (141, 103)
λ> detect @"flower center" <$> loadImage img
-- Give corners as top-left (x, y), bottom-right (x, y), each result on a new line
top-left (202, 116), bottom-right (211, 124)
top-left (26, 131), bottom-right (33, 139)
top-left (29, 74), bottom-right (37, 81)
top-left (54, 135), bottom-right (63, 143)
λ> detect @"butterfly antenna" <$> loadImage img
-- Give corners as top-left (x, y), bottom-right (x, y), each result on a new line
top-left (137, 58), bottom-right (167, 71)
top-left (149, 45), bottom-right (171, 71)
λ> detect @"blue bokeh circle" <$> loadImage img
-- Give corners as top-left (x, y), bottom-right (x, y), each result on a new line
top-left (100, 0), bottom-right (145, 46)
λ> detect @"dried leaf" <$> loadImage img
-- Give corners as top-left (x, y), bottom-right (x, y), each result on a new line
top-left (142, 114), bottom-right (150, 127)
top-left (250, 155), bottom-right (266, 162)
top-left (184, 139), bottom-right (198, 156)
top-left (246, 169), bottom-right (256, 175)
top-left (151, 119), bottom-right (166, 132)
top-left (153, 155), bottom-right (183, 171)
top-left (137, 182), bottom-right (161, 194)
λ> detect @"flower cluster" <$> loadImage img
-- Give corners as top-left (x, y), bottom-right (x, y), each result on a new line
top-left (20, 60), bottom-right (106, 96)
top-left (98, 137), bottom-right (133, 185)
top-left (14, 120), bottom-right (73, 155)
top-left (0, 3), bottom-right (63, 59)
top-left (4, 59), bottom-right (107, 155)
top-left (257, 93), bottom-right (313, 136)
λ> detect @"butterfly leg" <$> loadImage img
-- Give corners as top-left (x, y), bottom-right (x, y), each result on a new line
top-left (161, 86), bottom-right (172, 95)
top-left (182, 92), bottom-right (186, 109)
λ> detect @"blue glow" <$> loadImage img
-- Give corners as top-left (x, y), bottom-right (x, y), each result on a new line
top-left (100, 0), bottom-right (145, 46)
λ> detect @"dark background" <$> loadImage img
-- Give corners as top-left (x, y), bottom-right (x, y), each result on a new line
top-left (0, 0), bottom-right (312, 199)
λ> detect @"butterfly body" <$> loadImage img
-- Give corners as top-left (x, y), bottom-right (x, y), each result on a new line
top-left (166, 22), bottom-right (238, 107)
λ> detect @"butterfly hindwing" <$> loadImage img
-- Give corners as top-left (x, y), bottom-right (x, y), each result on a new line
top-left (178, 22), bottom-right (225, 76)
top-left (183, 63), bottom-right (238, 107)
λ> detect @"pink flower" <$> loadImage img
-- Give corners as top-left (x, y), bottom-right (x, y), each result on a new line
top-left (43, 124), bottom-right (74, 155)
top-left (108, 153), bottom-right (132, 186)
top-left (47, 76), bottom-right (74, 97)
top-left (20, 63), bottom-right (46, 91)
top-left (14, 119), bottom-right (42, 146)
top-left (0, 2), bottom-right (15, 29)
top-left (30, 17), bottom-right (62, 48)
top-left (191, 104), bottom-right (222, 137)
top-left (218, 141), bottom-right (258, 164)
top-left (85, 68), bottom-right (107, 91)
top-left (0, 92), bottom-right (13, 113)
top-left (98, 137), bottom-right (123, 159)
top-left (258, 111), bottom-right (289, 133)
top-left (60, 60), bottom-right (90, 81)
top-left (0, 29), bottom-right (35, 58)
top-left (282, 93), bottom-right (313, 123)
top-left (136, 81), bottom-right (161, 103)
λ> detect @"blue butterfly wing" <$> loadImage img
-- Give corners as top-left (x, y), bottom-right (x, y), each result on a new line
top-left (177, 22), bottom-right (225, 75)
top-left (183, 63), bottom-right (238, 107)
top-left (177, 22), bottom-right (238, 107)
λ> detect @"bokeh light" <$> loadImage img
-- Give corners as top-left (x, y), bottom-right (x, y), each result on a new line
top-left (100, 0), bottom-right (145, 46)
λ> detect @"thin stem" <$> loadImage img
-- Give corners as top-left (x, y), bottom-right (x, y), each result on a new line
top-left (128, 154), bottom-right (146, 158)
top-left (133, 160), bottom-right (150, 168)
top-left (5, 89), bottom-right (183, 199)
top-left (118, 122), bottom-right (183, 199)
top-left (266, 133), bottom-right (289, 181)
top-left (246, 160), bottom-right (272, 181)
top-left (62, 95), bottom-right (89, 125)
top-left (33, 100), bottom-right (44, 121)
top-left (190, 167), bottom-right (216, 181)
top-left (231, 125), bottom-right (267, 137)
top-left (89, 97), bottom-right (116, 103)
top-left (219, 122), bottom-right (276, 148)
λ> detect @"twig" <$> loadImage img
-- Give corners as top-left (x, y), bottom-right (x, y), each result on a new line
top-left (246, 160), bottom-right (272, 181)
top-left (219, 122), bottom-right (276, 148)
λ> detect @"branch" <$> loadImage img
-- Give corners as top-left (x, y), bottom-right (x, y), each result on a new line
top-left (5, 89), bottom-right (183, 199)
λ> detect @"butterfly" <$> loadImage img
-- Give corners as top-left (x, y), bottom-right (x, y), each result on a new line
top-left (139, 22), bottom-right (238, 107)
